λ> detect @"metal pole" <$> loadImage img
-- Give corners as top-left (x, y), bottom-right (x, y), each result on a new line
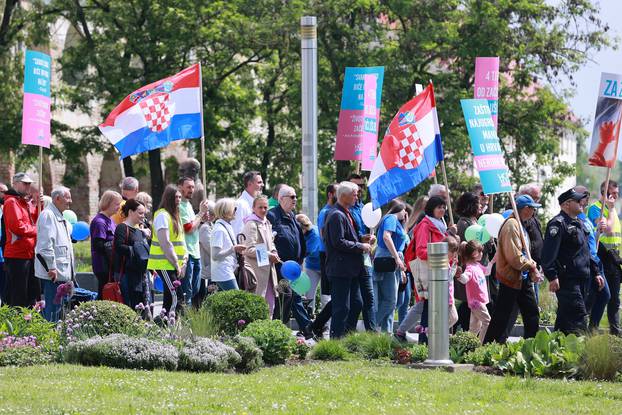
top-left (301, 16), bottom-right (318, 223)
top-left (425, 242), bottom-right (453, 365)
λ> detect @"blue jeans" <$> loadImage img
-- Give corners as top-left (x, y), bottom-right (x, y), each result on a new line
top-left (216, 279), bottom-right (239, 291)
top-left (359, 269), bottom-right (376, 331)
top-left (396, 276), bottom-right (411, 325)
top-left (330, 275), bottom-right (362, 338)
top-left (373, 268), bottom-right (399, 332)
top-left (41, 279), bottom-right (62, 323)
top-left (181, 255), bottom-right (201, 305)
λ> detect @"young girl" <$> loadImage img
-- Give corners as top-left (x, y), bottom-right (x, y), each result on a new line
top-left (457, 240), bottom-right (490, 343)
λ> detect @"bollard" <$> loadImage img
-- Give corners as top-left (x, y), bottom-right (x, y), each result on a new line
top-left (424, 242), bottom-right (453, 365)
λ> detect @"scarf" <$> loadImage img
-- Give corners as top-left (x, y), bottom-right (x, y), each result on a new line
top-left (426, 215), bottom-right (447, 234)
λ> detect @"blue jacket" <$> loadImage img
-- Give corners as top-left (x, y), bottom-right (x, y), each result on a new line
top-left (324, 203), bottom-right (367, 279)
top-left (267, 205), bottom-right (306, 263)
top-left (304, 226), bottom-right (321, 271)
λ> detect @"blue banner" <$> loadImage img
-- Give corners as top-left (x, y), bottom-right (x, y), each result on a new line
top-left (23, 50), bottom-right (51, 97)
top-left (461, 99), bottom-right (512, 194)
top-left (340, 66), bottom-right (384, 110)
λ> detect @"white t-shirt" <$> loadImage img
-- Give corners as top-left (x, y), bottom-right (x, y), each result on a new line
top-left (231, 191), bottom-right (255, 236)
top-left (153, 211), bottom-right (171, 231)
top-left (210, 219), bottom-right (238, 282)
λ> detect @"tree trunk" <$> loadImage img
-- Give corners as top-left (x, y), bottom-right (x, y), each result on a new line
top-left (149, 149), bottom-right (164, 208)
top-left (122, 156), bottom-right (134, 178)
top-left (336, 160), bottom-right (352, 182)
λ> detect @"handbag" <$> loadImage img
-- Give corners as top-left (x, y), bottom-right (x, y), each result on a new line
top-left (373, 256), bottom-right (397, 273)
top-left (103, 226), bottom-right (127, 304)
top-left (218, 222), bottom-right (257, 292)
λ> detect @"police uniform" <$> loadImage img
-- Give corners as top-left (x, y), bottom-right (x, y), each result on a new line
top-left (542, 189), bottom-right (600, 335)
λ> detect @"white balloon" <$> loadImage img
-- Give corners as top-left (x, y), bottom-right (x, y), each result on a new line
top-left (361, 202), bottom-right (382, 228)
top-left (485, 213), bottom-right (505, 238)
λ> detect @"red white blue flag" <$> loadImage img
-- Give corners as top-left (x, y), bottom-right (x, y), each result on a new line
top-left (99, 64), bottom-right (202, 158)
top-left (368, 83), bottom-right (444, 208)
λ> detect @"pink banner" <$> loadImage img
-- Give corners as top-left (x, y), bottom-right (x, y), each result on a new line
top-left (361, 74), bottom-right (379, 171)
top-left (21, 93), bottom-right (51, 148)
top-left (474, 57), bottom-right (499, 129)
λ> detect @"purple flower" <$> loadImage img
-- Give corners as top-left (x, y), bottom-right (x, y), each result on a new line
top-left (172, 280), bottom-right (182, 288)
top-left (135, 303), bottom-right (146, 311)
top-left (237, 319), bottom-right (246, 326)
top-left (23, 314), bottom-right (32, 321)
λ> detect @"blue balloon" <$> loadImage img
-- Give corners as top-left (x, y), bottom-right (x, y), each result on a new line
top-left (281, 260), bottom-right (301, 281)
top-left (71, 221), bottom-right (90, 241)
top-left (501, 209), bottom-right (512, 219)
top-left (153, 275), bottom-right (164, 293)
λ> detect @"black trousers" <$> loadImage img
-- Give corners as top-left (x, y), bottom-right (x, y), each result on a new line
top-left (554, 278), bottom-right (589, 335)
top-left (319, 252), bottom-right (330, 295)
top-left (602, 255), bottom-right (621, 335)
top-left (157, 269), bottom-right (182, 315)
top-left (5, 258), bottom-right (39, 307)
top-left (484, 280), bottom-right (539, 344)
top-left (329, 276), bottom-right (362, 339)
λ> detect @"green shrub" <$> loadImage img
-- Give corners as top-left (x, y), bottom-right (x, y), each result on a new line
top-left (241, 320), bottom-right (294, 365)
top-left (310, 340), bottom-right (350, 361)
top-left (449, 331), bottom-right (481, 363)
top-left (0, 306), bottom-right (59, 352)
top-left (178, 338), bottom-right (241, 372)
top-left (203, 290), bottom-right (269, 335)
top-left (580, 334), bottom-right (622, 381)
top-left (341, 332), bottom-right (399, 360)
top-left (0, 345), bottom-right (52, 367)
top-left (294, 338), bottom-right (310, 360)
top-left (60, 301), bottom-right (148, 343)
top-left (64, 334), bottom-right (178, 370)
top-left (495, 331), bottom-right (584, 378)
top-left (222, 336), bottom-right (264, 373)
top-left (464, 342), bottom-right (503, 366)
top-left (409, 344), bottom-right (428, 363)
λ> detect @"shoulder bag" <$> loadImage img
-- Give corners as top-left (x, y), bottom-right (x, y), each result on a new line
top-left (103, 225), bottom-right (128, 303)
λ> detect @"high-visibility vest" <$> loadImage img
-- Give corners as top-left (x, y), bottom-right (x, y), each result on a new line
top-left (593, 201), bottom-right (622, 251)
top-left (147, 209), bottom-right (186, 270)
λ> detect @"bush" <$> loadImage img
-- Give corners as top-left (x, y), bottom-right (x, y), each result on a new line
top-left (64, 334), bottom-right (178, 370)
top-left (222, 336), bottom-right (264, 373)
top-left (203, 290), bottom-right (269, 335)
top-left (60, 301), bottom-right (148, 343)
top-left (342, 332), bottom-right (399, 360)
top-left (449, 331), bottom-right (481, 363)
top-left (294, 338), bottom-right (310, 360)
top-left (0, 306), bottom-right (59, 352)
top-left (310, 340), bottom-right (350, 361)
top-left (0, 345), bottom-right (52, 367)
top-left (241, 320), bottom-right (294, 365)
top-left (580, 334), bottom-right (622, 381)
top-left (178, 338), bottom-right (241, 372)
top-left (464, 342), bottom-right (503, 366)
top-left (409, 344), bottom-right (428, 363)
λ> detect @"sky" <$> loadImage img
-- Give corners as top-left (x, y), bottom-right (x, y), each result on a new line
top-left (560, 0), bottom-right (622, 135)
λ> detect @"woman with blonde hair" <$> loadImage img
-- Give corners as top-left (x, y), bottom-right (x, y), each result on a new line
top-left (211, 198), bottom-right (246, 291)
top-left (242, 196), bottom-right (280, 314)
top-left (90, 190), bottom-right (123, 299)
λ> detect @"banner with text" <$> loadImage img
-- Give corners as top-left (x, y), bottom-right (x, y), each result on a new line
top-left (588, 72), bottom-right (622, 167)
top-left (334, 66), bottom-right (384, 170)
top-left (461, 99), bottom-right (512, 194)
top-left (474, 57), bottom-right (499, 130)
top-left (21, 50), bottom-right (51, 148)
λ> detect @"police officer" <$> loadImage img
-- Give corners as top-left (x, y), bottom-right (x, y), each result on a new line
top-left (542, 188), bottom-right (604, 335)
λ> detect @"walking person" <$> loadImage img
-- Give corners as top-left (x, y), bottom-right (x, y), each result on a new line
top-left (34, 187), bottom-right (74, 322)
top-left (242, 196), bottom-right (280, 315)
top-left (457, 240), bottom-right (491, 343)
top-left (296, 213), bottom-right (322, 316)
top-left (147, 185), bottom-right (188, 316)
top-left (90, 190), bottom-right (122, 299)
top-left (210, 198), bottom-right (246, 291)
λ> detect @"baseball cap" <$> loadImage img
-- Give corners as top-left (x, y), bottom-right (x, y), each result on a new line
top-left (12, 172), bottom-right (33, 184)
top-left (515, 194), bottom-right (542, 209)
top-left (558, 188), bottom-right (588, 204)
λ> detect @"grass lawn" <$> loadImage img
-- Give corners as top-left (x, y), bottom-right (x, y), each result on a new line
top-left (1, 361), bottom-right (621, 414)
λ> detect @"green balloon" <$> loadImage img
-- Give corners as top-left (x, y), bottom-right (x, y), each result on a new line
top-left (291, 273), bottom-right (311, 296)
top-left (63, 209), bottom-right (78, 224)
top-left (477, 214), bottom-right (490, 227)
top-left (464, 224), bottom-right (491, 244)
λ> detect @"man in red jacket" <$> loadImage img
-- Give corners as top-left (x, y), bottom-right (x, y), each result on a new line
top-left (3, 173), bottom-right (40, 307)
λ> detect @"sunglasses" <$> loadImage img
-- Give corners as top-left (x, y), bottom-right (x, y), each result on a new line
top-left (286, 195), bottom-right (297, 200)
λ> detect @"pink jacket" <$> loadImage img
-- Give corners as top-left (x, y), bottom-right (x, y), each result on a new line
top-left (458, 263), bottom-right (489, 308)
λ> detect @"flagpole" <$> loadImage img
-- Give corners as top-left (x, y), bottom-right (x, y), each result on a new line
top-left (38, 146), bottom-right (43, 216)
top-left (198, 63), bottom-right (207, 201)
top-left (488, 194), bottom-right (494, 214)
top-left (440, 160), bottom-right (453, 225)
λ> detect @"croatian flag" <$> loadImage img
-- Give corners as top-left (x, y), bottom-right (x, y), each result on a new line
top-left (99, 64), bottom-right (202, 158)
top-left (368, 83), bottom-right (444, 209)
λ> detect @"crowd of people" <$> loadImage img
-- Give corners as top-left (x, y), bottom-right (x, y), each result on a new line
top-left (0, 170), bottom-right (619, 344)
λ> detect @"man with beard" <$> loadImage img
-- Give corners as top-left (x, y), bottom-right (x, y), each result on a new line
top-left (2, 173), bottom-right (40, 307)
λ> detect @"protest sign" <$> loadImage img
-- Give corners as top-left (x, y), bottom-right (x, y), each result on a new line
top-left (461, 99), bottom-right (511, 194)
top-left (22, 50), bottom-right (51, 148)
top-left (474, 57), bottom-right (499, 129)
top-left (334, 67), bottom-right (384, 170)
top-left (588, 72), bottom-right (622, 167)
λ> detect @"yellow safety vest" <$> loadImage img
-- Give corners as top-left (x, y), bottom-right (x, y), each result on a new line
top-left (593, 201), bottom-right (622, 251)
top-left (147, 209), bottom-right (187, 270)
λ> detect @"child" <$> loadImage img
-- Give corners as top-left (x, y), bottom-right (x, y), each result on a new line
top-left (394, 235), bottom-right (459, 343)
top-left (457, 240), bottom-right (490, 343)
